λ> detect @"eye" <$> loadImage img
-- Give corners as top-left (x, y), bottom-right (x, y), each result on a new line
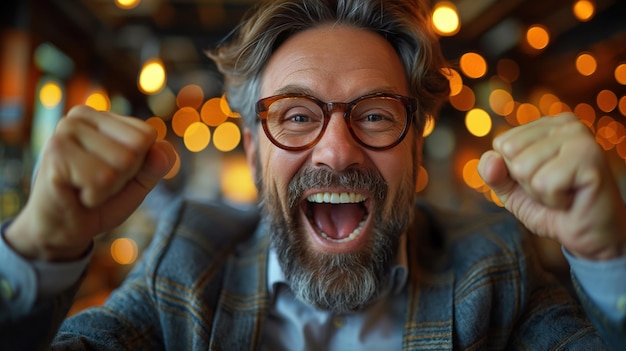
top-left (363, 113), bottom-right (385, 122)
top-left (288, 114), bottom-right (311, 123)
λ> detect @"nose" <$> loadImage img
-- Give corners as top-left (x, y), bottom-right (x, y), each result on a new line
top-left (311, 111), bottom-right (365, 172)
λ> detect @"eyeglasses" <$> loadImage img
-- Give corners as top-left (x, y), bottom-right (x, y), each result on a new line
top-left (256, 92), bottom-right (417, 151)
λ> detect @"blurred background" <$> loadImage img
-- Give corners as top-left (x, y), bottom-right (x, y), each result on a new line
top-left (1, 0), bottom-right (625, 315)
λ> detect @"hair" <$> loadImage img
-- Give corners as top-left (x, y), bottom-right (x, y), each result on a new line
top-left (208, 0), bottom-right (450, 138)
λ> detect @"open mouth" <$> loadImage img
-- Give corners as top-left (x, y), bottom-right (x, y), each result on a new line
top-left (303, 191), bottom-right (370, 246)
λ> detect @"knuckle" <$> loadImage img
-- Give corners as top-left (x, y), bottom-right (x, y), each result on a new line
top-left (114, 151), bottom-right (140, 171)
top-left (66, 104), bottom-right (95, 118)
top-left (92, 166), bottom-right (119, 189)
top-left (510, 161), bottom-right (530, 182)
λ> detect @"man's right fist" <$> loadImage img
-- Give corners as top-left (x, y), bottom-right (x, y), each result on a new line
top-left (4, 105), bottom-right (177, 262)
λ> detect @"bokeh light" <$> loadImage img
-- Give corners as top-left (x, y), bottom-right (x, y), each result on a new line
top-left (462, 159), bottom-right (484, 190)
top-left (573, 0), bottom-right (595, 22)
top-left (138, 58), bottom-right (166, 94)
top-left (443, 68), bottom-right (463, 96)
top-left (145, 116), bottom-right (167, 140)
top-left (184, 121), bottom-right (211, 152)
top-left (615, 64), bottom-right (626, 85)
top-left (526, 25), bottom-right (550, 50)
top-left (201, 97), bottom-right (228, 126)
top-left (597, 90), bottom-right (617, 113)
top-left (574, 103), bottom-right (596, 128)
top-left (449, 85), bottom-right (475, 111)
top-left (423, 116), bottom-right (435, 137)
top-left (115, 0), bottom-right (140, 10)
top-left (85, 90), bottom-right (111, 111)
top-left (220, 93), bottom-right (241, 118)
top-left (172, 107), bottom-right (200, 137)
top-left (221, 155), bottom-right (257, 204)
top-left (432, 2), bottom-right (460, 36)
top-left (538, 93), bottom-right (560, 116)
top-left (110, 238), bottom-right (138, 265)
top-left (575, 53), bottom-right (597, 76)
top-left (619, 96), bottom-right (626, 117)
top-left (163, 151), bottom-right (181, 179)
top-left (517, 103), bottom-right (541, 124)
top-left (213, 121), bottom-right (241, 152)
top-left (176, 84), bottom-right (204, 109)
top-left (39, 81), bottom-right (63, 108)
top-left (465, 108), bottom-right (492, 137)
top-left (416, 165), bottom-right (429, 192)
top-left (460, 52), bottom-right (488, 79)
top-left (489, 89), bottom-right (515, 116)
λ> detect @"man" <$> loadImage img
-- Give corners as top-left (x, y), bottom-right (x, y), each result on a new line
top-left (1, 0), bottom-right (625, 349)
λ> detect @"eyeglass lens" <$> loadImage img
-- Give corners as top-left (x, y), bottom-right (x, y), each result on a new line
top-left (264, 96), bottom-right (408, 149)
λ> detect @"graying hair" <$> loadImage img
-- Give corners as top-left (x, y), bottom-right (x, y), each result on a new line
top-left (208, 0), bottom-right (450, 139)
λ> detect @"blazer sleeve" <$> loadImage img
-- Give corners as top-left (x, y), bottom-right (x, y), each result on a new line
top-left (572, 273), bottom-right (626, 350)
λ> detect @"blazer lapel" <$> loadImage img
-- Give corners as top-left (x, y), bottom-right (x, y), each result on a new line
top-left (402, 203), bottom-right (455, 350)
top-left (209, 227), bottom-right (270, 351)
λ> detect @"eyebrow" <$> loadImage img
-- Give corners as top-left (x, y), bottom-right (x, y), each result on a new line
top-left (272, 85), bottom-right (403, 100)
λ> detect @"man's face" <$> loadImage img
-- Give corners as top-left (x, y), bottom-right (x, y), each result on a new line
top-left (247, 25), bottom-right (421, 311)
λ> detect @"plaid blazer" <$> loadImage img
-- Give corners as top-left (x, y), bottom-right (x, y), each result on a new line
top-left (5, 199), bottom-right (621, 350)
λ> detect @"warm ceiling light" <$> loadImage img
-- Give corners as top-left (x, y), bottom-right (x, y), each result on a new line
top-left (573, 0), bottom-right (595, 22)
top-left (115, 0), bottom-right (140, 10)
top-left (138, 58), bottom-right (166, 95)
top-left (432, 2), bottom-right (460, 36)
top-left (526, 25), bottom-right (550, 50)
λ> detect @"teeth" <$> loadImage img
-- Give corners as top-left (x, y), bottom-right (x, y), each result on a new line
top-left (319, 218), bottom-right (367, 243)
top-left (307, 192), bottom-right (367, 204)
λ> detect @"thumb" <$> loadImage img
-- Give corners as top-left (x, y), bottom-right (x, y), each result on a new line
top-left (136, 140), bottom-right (178, 190)
top-left (95, 140), bottom-right (178, 232)
top-left (478, 150), bottom-right (516, 204)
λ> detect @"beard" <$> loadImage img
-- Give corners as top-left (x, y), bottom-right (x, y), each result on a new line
top-left (259, 165), bottom-right (416, 312)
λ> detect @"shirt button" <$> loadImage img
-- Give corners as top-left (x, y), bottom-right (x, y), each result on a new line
top-left (332, 316), bottom-right (345, 329)
top-left (617, 295), bottom-right (626, 313)
top-left (0, 278), bottom-right (14, 301)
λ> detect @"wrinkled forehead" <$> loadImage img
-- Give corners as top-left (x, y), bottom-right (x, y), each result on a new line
top-left (260, 25), bottom-right (410, 101)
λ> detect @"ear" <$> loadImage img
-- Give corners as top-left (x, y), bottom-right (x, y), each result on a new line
top-left (243, 127), bottom-right (257, 180)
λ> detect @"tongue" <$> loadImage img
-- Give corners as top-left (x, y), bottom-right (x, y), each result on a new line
top-left (311, 203), bottom-right (366, 240)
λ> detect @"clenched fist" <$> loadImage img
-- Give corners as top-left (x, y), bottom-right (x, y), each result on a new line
top-left (478, 113), bottom-right (626, 261)
top-left (5, 106), bottom-right (177, 262)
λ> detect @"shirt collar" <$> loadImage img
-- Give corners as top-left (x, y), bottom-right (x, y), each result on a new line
top-left (267, 233), bottom-right (409, 297)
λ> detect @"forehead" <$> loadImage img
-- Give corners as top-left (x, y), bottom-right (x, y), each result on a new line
top-left (260, 25), bottom-right (409, 101)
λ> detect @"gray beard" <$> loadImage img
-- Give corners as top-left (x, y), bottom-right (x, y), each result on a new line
top-left (260, 167), bottom-right (414, 312)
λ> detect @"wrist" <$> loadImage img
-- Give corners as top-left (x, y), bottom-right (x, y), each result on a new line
top-left (4, 214), bottom-right (91, 262)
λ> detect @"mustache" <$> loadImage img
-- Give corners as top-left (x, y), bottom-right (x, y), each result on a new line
top-left (287, 167), bottom-right (388, 209)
